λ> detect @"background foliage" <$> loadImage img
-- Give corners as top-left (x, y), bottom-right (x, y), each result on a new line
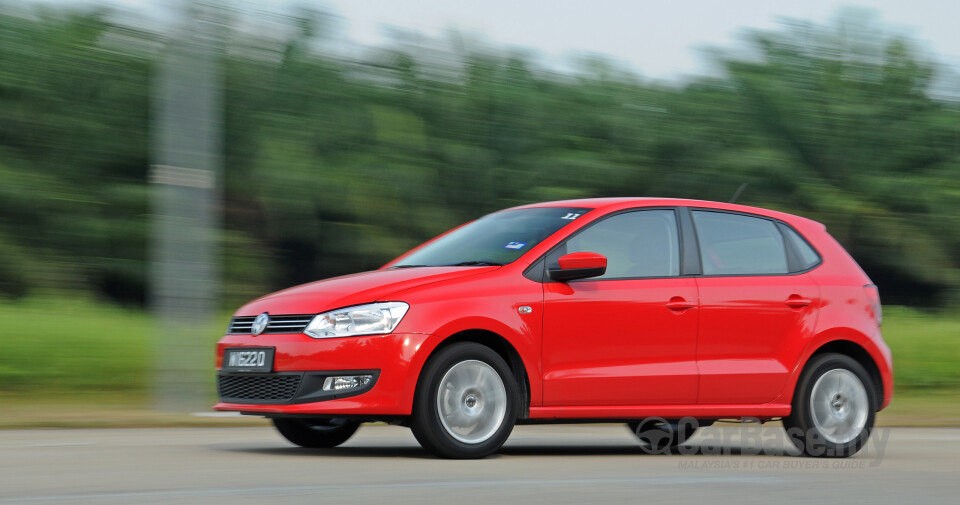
top-left (0, 7), bottom-right (958, 310)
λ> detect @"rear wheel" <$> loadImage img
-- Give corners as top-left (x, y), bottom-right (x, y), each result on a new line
top-left (272, 418), bottom-right (360, 448)
top-left (410, 343), bottom-right (518, 459)
top-left (784, 353), bottom-right (875, 458)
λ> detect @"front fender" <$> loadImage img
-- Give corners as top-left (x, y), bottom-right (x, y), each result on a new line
top-left (423, 315), bottom-right (543, 408)
top-left (391, 271), bottom-right (545, 407)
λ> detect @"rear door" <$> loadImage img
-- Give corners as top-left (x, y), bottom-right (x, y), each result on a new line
top-left (690, 210), bottom-right (820, 405)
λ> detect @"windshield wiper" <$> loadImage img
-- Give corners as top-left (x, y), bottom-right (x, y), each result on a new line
top-left (392, 260), bottom-right (504, 268)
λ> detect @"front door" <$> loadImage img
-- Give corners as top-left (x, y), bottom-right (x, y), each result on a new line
top-left (541, 209), bottom-right (700, 406)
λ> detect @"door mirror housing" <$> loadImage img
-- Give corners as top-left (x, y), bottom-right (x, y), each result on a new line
top-left (548, 252), bottom-right (607, 281)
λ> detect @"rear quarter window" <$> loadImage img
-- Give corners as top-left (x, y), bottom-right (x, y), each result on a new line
top-left (780, 224), bottom-right (822, 271)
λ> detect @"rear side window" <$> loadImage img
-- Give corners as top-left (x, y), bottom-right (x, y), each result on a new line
top-left (781, 225), bottom-right (821, 271)
top-left (692, 211), bottom-right (787, 275)
top-left (551, 209), bottom-right (680, 279)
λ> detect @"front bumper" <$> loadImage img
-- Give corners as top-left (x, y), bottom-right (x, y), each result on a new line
top-left (217, 369), bottom-right (380, 405)
top-left (213, 332), bottom-right (439, 416)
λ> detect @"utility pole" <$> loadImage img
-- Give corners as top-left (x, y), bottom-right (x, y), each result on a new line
top-left (149, 1), bottom-right (224, 412)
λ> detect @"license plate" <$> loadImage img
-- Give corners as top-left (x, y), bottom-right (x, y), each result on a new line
top-left (222, 347), bottom-right (274, 372)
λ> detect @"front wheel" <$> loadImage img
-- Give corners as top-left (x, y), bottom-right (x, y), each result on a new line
top-left (272, 418), bottom-right (360, 448)
top-left (784, 353), bottom-right (876, 458)
top-left (410, 343), bottom-right (518, 459)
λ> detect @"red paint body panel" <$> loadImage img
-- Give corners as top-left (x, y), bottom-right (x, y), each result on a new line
top-left (214, 198), bottom-right (894, 420)
top-left (235, 267), bottom-right (495, 316)
top-left (695, 274), bottom-right (820, 404)
top-left (542, 278), bottom-right (699, 405)
top-left (387, 270), bottom-right (547, 406)
top-left (557, 252), bottom-right (607, 270)
top-left (215, 332), bottom-right (438, 415)
top-left (529, 404), bottom-right (792, 419)
top-left (804, 230), bottom-right (894, 409)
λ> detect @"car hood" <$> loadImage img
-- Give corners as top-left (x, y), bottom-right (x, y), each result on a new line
top-left (235, 266), bottom-right (499, 315)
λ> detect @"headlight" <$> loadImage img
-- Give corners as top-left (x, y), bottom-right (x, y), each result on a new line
top-left (304, 302), bottom-right (409, 339)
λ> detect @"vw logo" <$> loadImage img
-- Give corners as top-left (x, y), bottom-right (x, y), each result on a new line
top-left (251, 312), bottom-right (270, 336)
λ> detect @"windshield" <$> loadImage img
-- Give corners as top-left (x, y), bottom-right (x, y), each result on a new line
top-left (392, 207), bottom-right (593, 267)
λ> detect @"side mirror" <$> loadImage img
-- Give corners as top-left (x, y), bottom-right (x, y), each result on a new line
top-left (548, 252), bottom-right (607, 282)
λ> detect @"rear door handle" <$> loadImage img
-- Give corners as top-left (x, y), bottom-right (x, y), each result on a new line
top-left (666, 297), bottom-right (695, 311)
top-left (785, 297), bottom-right (812, 308)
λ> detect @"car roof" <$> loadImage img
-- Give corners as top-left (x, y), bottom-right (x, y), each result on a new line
top-left (507, 197), bottom-right (823, 228)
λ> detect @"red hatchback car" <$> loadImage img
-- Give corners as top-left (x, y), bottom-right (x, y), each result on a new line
top-left (215, 198), bottom-right (892, 458)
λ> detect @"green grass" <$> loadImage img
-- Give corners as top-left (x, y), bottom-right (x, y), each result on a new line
top-left (0, 296), bottom-right (226, 400)
top-left (0, 296), bottom-right (957, 426)
top-left (881, 306), bottom-right (960, 392)
top-left (1, 296), bottom-right (153, 395)
top-left (877, 390), bottom-right (960, 426)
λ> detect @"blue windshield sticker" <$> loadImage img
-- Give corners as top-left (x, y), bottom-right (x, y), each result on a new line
top-left (504, 242), bottom-right (527, 250)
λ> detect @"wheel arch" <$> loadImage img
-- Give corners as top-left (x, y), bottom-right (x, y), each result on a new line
top-left (416, 329), bottom-right (531, 420)
top-left (802, 339), bottom-right (885, 411)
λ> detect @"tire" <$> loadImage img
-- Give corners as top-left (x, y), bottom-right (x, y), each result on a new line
top-left (628, 417), bottom-right (698, 454)
top-left (410, 343), bottom-right (518, 459)
top-left (784, 353), bottom-right (876, 458)
top-left (272, 418), bottom-right (360, 448)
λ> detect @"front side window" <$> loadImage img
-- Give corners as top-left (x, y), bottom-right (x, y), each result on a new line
top-left (692, 211), bottom-right (787, 275)
top-left (548, 209), bottom-right (680, 279)
top-left (393, 207), bottom-right (592, 267)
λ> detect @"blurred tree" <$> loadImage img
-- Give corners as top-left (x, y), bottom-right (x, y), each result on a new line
top-left (721, 12), bottom-right (960, 304)
top-left (0, 6), bottom-right (956, 307)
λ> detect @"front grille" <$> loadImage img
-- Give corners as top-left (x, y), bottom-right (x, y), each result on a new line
top-left (227, 314), bottom-right (313, 334)
top-left (218, 374), bottom-right (302, 402)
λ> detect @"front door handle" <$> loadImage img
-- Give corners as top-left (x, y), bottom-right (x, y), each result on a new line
top-left (785, 297), bottom-right (812, 308)
top-left (666, 297), bottom-right (695, 311)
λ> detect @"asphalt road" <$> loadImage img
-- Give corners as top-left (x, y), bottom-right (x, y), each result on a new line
top-left (1, 424), bottom-right (957, 504)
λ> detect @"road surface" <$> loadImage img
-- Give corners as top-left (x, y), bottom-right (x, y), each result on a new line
top-left (1, 424), bottom-right (957, 504)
